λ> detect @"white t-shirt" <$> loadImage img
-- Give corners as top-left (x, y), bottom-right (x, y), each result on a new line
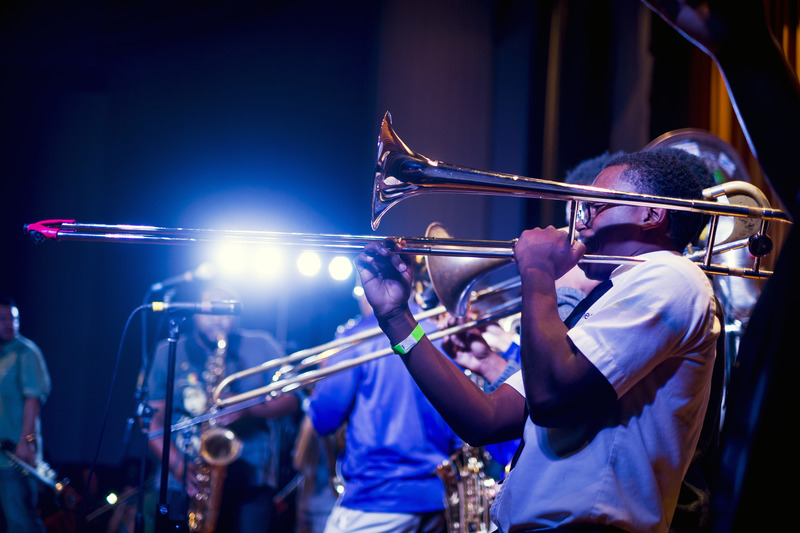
top-left (493, 250), bottom-right (720, 533)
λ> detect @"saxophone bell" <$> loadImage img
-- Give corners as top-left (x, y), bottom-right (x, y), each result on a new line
top-left (199, 426), bottom-right (242, 466)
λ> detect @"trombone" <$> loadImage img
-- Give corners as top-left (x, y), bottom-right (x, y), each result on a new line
top-left (213, 294), bottom-right (523, 408)
top-left (23, 113), bottom-right (791, 279)
top-left (210, 303), bottom-right (448, 408)
top-left (209, 253), bottom-right (525, 409)
top-left (21, 112), bottom-right (792, 409)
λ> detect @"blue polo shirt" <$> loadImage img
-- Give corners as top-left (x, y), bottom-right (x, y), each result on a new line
top-left (307, 305), bottom-right (461, 513)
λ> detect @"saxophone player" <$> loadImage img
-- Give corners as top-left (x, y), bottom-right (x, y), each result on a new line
top-left (146, 284), bottom-right (300, 533)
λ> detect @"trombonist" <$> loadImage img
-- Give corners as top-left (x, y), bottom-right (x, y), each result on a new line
top-left (440, 152), bottom-right (614, 477)
top-left (146, 283), bottom-right (299, 533)
top-left (355, 148), bottom-right (721, 533)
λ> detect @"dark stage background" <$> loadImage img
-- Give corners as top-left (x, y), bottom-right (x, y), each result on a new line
top-left (0, 0), bottom-right (718, 507)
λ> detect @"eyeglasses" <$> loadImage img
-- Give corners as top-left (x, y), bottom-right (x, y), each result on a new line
top-left (576, 202), bottom-right (614, 226)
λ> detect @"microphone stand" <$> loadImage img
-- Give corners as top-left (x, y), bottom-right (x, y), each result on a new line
top-left (133, 393), bottom-right (154, 533)
top-left (127, 286), bottom-right (172, 533)
top-left (155, 314), bottom-right (189, 533)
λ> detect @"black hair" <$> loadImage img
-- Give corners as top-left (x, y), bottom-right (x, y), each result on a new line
top-left (564, 151), bottom-right (626, 186)
top-left (670, 149), bottom-right (717, 190)
top-left (604, 148), bottom-right (709, 250)
top-left (0, 294), bottom-right (17, 308)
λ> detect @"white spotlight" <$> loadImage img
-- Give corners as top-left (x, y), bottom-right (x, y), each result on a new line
top-left (297, 251), bottom-right (321, 277)
top-left (328, 256), bottom-right (353, 281)
top-left (194, 261), bottom-right (216, 281)
top-left (252, 245), bottom-right (287, 280)
top-left (214, 243), bottom-right (249, 277)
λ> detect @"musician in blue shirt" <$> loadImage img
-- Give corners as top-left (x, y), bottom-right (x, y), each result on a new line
top-left (307, 286), bottom-right (460, 533)
top-left (0, 295), bottom-right (51, 533)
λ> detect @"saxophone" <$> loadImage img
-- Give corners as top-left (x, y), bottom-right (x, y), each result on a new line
top-left (188, 333), bottom-right (243, 533)
top-left (436, 443), bottom-right (498, 533)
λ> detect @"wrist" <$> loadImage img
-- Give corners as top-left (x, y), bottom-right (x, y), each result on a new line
top-left (376, 306), bottom-right (416, 347)
top-left (519, 262), bottom-right (557, 281)
top-left (391, 323), bottom-right (425, 355)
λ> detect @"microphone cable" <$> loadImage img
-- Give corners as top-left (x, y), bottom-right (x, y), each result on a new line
top-left (76, 304), bottom-right (151, 533)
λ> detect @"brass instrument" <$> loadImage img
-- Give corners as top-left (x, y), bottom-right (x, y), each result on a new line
top-left (188, 334), bottom-right (243, 533)
top-left (211, 227), bottom-right (524, 409)
top-left (209, 304), bottom-right (449, 409)
top-left (372, 112), bottom-right (788, 275)
top-left (436, 444), bottom-right (498, 533)
top-left (21, 114), bottom-right (791, 408)
top-left (23, 115), bottom-right (791, 279)
top-left (645, 128), bottom-right (769, 325)
top-left (209, 225), bottom-right (524, 408)
top-left (213, 300), bottom-right (521, 408)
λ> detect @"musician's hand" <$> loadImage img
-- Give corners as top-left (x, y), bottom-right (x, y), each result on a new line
top-left (514, 226), bottom-right (584, 280)
top-left (481, 322), bottom-right (516, 354)
top-left (15, 438), bottom-right (36, 466)
top-left (354, 242), bottom-right (413, 319)
top-left (443, 320), bottom-right (513, 383)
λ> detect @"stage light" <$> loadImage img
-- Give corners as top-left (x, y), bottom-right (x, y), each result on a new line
top-left (214, 243), bottom-right (249, 277)
top-left (328, 256), bottom-right (353, 281)
top-left (297, 251), bottom-right (321, 277)
top-left (252, 245), bottom-right (287, 280)
top-left (194, 261), bottom-right (216, 281)
top-left (106, 492), bottom-right (118, 505)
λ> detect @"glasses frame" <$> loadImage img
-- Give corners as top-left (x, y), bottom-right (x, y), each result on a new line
top-left (577, 201), bottom-right (614, 226)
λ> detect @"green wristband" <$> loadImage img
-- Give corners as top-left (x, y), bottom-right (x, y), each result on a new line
top-left (392, 323), bottom-right (425, 355)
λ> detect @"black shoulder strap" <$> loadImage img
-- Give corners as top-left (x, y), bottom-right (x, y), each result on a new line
top-left (507, 279), bottom-right (613, 472)
top-left (563, 279), bottom-right (613, 329)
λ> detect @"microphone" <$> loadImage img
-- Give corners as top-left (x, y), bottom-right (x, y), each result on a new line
top-left (148, 300), bottom-right (242, 315)
top-left (149, 262), bottom-right (216, 292)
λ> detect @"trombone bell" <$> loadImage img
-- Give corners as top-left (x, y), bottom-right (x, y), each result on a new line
top-left (425, 222), bottom-right (515, 318)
